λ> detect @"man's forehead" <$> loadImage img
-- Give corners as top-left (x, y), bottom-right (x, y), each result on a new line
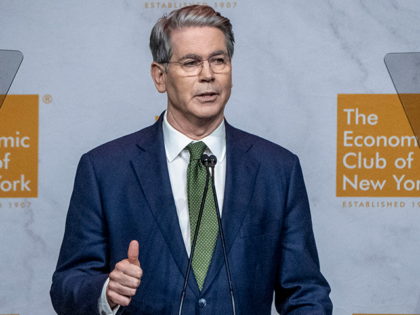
top-left (170, 26), bottom-right (227, 56)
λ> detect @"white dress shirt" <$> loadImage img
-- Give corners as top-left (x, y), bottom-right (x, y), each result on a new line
top-left (99, 112), bottom-right (227, 314)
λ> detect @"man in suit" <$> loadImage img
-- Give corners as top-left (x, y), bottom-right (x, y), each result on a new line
top-left (51, 5), bottom-right (332, 315)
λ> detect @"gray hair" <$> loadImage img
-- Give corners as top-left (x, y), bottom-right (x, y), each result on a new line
top-left (150, 5), bottom-right (234, 64)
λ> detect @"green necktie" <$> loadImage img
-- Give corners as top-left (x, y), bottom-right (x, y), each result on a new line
top-left (186, 141), bottom-right (218, 290)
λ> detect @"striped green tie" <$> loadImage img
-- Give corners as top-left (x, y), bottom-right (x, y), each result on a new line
top-left (186, 141), bottom-right (218, 290)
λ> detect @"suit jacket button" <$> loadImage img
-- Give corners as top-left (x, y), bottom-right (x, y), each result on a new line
top-left (198, 298), bottom-right (206, 308)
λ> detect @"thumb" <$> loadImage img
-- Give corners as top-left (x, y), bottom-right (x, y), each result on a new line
top-left (127, 240), bottom-right (140, 266)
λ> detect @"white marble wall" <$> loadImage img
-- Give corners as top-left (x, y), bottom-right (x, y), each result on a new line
top-left (1, 0), bottom-right (419, 314)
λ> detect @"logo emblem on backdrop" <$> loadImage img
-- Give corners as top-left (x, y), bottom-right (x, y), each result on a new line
top-left (0, 95), bottom-right (39, 198)
top-left (337, 94), bottom-right (420, 197)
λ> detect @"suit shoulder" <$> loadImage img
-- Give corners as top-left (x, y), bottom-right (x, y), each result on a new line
top-left (85, 123), bottom-right (156, 160)
top-left (228, 124), bottom-right (298, 163)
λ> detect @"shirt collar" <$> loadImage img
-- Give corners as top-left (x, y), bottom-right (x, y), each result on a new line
top-left (162, 111), bottom-right (226, 163)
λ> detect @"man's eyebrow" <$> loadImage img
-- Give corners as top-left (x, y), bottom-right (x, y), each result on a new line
top-left (179, 53), bottom-right (200, 61)
top-left (179, 50), bottom-right (227, 60)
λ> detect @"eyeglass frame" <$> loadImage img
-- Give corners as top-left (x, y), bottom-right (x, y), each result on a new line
top-left (162, 51), bottom-right (231, 76)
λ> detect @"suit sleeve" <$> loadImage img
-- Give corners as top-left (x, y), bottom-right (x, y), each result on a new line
top-left (275, 155), bottom-right (333, 314)
top-left (50, 153), bottom-right (110, 315)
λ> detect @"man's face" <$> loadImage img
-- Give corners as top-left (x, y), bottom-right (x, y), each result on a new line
top-left (163, 26), bottom-right (232, 126)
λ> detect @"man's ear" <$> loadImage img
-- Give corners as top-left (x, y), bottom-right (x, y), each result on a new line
top-left (151, 62), bottom-right (167, 93)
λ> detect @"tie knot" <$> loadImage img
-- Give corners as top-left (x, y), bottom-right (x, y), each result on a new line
top-left (186, 141), bottom-right (207, 161)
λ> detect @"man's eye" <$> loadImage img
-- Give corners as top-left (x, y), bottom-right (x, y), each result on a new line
top-left (182, 60), bottom-right (200, 67)
top-left (210, 57), bottom-right (226, 65)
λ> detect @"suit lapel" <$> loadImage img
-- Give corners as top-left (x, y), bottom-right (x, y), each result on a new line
top-left (202, 121), bottom-right (260, 293)
top-left (130, 116), bottom-right (200, 298)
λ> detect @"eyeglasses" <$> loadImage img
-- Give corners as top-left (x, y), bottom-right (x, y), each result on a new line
top-left (164, 53), bottom-right (231, 76)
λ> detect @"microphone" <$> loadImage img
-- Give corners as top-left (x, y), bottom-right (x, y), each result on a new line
top-left (206, 155), bottom-right (236, 315)
top-left (178, 154), bottom-right (211, 315)
top-left (208, 155), bottom-right (217, 167)
top-left (201, 153), bottom-right (210, 167)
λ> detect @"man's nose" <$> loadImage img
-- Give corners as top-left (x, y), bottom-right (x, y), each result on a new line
top-left (199, 60), bottom-right (215, 81)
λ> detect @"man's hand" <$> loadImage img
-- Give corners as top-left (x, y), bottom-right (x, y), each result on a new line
top-left (106, 240), bottom-right (143, 309)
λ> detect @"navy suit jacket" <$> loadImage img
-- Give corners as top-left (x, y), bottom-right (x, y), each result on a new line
top-left (51, 115), bottom-right (332, 314)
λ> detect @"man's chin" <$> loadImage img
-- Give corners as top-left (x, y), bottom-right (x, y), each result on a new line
top-left (190, 106), bottom-right (224, 122)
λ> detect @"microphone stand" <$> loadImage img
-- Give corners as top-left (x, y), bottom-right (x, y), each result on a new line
top-left (178, 154), bottom-right (236, 315)
top-left (208, 156), bottom-right (236, 315)
top-left (178, 156), bottom-right (211, 315)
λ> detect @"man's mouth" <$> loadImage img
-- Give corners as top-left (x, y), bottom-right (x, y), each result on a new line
top-left (195, 92), bottom-right (219, 101)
